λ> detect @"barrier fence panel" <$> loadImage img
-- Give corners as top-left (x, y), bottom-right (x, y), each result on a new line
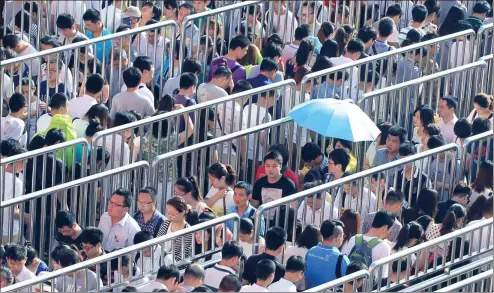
top-left (435, 269), bottom-right (494, 293)
top-left (1, 213), bottom-right (240, 292)
top-left (0, 161), bottom-right (150, 261)
top-left (475, 23), bottom-right (494, 59)
top-left (480, 54), bottom-right (494, 95)
top-left (253, 143), bottom-right (460, 255)
top-left (366, 218), bottom-right (493, 292)
top-left (0, 20), bottom-right (178, 141)
top-left (304, 269), bottom-right (370, 292)
top-left (460, 130), bottom-right (493, 186)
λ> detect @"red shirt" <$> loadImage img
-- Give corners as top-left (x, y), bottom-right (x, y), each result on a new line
top-left (255, 165), bottom-right (299, 189)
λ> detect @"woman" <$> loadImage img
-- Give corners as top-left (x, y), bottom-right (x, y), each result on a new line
top-left (438, 5), bottom-right (466, 70)
top-left (470, 161), bottom-right (493, 206)
top-left (25, 244), bottom-right (49, 275)
top-left (193, 215), bottom-right (222, 264)
top-left (412, 105), bottom-right (435, 144)
top-left (319, 39), bottom-right (339, 59)
top-left (73, 103), bottom-right (109, 138)
top-left (414, 123), bottom-right (441, 170)
top-left (75, 119), bottom-right (103, 164)
top-left (466, 195), bottom-right (487, 223)
top-left (390, 221), bottom-right (424, 282)
top-left (204, 163), bottom-right (236, 216)
top-left (402, 188), bottom-right (439, 225)
top-left (238, 44), bottom-right (262, 78)
top-left (340, 209), bottom-right (361, 253)
top-left (156, 196), bottom-right (196, 264)
top-left (364, 122), bottom-right (391, 170)
top-left (175, 176), bottom-right (209, 215)
top-left (467, 93), bottom-right (493, 124)
top-left (317, 22), bottom-right (335, 47)
top-left (285, 39), bottom-right (315, 80)
top-left (206, 18), bottom-right (227, 56)
top-left (333, 25), bottom-right (354, 56)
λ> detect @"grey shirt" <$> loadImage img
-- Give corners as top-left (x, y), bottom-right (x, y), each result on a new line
top-left (361, 211), bottom-right (402, 242)
top-left (248, 65), bottom-right (284, 83)
top-left (55, 270), bottom-right (103, 292)
top-left (109, 91), bottom-right (155, 120)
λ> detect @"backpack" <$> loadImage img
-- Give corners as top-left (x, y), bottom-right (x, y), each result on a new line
top-left (348, 234), bottom-right (381, 267)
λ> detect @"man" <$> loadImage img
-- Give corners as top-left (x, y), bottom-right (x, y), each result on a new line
top-left (226, 182), bottom-right (265, 235)
top-left (251, 151), bottom-right (297, 208)
top-left (361, 190), bottom-right (405, 243)
top-left (305, 220), bottom-right (349, 289)
top-left (68, 74), bottom-right (104, 119)
top-left (357, 26), bottom-right (377, 58)
top-left (218, 274), bottom-right (242, 292)
top-left (242, 227), bottom-right (286, 285)
top-left (208, 35), bottom-right (250, 84)
top-left (79, 227), bottom-right (105, 261)
top-left (325, 149), bottom-right (350, 183)
top-left (282, 24), bottom-right (309, 62)
top-left (36, 92), bottom-right (68, 133)
top-left (97, 188), bottom-right (141, 251)
top-left (329, 39), bottom-right (364, 89)
top-left (297, 181), bottom-right (338, 226)
top-left (133, 231), bottom-right (161, 274)
top-left (2, 34), bottom-right (39, 78)
top-left (271, 0), bottom-right (298, 44)
top-left (1, 147), bottom-right (24, 244)
top-left (1, 93), bottom-right (26, 147)
top-left (55, 247), bottom-right (102, 292)
top-left (0, 266), bottom-right (14, 288)
top-left (268, 256), bottom-right (305, 292)
top-left (373, 125), bottom-right (407, 176)
top-left (246, 58), bottom-right (279, 104)
top-left (466, 1), bottom-right (491, 33)
top-left (39, 37), bottom-right (74, 94)
top-left (176, 3), bottom-right (200, 56)
top-left (133, 187), bottom-right (167, 237)
top-left (137, 19), bottom-right (167, 76)
top-left (2, 48), bottom-right (28, 90)
top-left (248, 43), bottom-right (284, 82)
top-left (54, 210), bottom-right (84, 249)
top-left (198, 66), bottom-right (232, 103)
top-left (399, 4), bottom-right (427, 43)
top-left (301, 2), bottom-right (321, 36)
top-left (163, 58), bottom-right (202, 97)
top-left (301, 142), bottom-right (326, 183)
top-left (311, 70), bottom-right (349, 100)
top-left (181, 264), bottom-right (205, 291)
top-left (119, 56), bottom-right (155, 105)
top-left (371, 17), bottom-right (396, 56)
top-left (437, 96), bottom-right (459, 144)
top-left (121, 6), bottom-right (141, 30)
top-left (436, 183), bottom-right (471, 223)
top-left (240, 260), bottom-right (276, 292)
top-left (373, 4), bottom-right (401, 47)
top-left (83, 8), bottom-right (113, 63)
top-left (56, 13), bottom-right (91, 61)
top-left (204, 241), bottom-right (243, 291)
top-left (4, 244), bottom-right (35, 283)
top-left (109, 67), bottom-right (155, 123)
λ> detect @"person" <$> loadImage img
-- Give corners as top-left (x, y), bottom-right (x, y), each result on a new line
top-left (305, 220), bottom-right (349, 289)
top-left (174, 72), bottom-right (198, 131)
top-left (225, 182), bottom-right (265, 234)
top-left (362, 190), bottom-right (404, 243)
top-left (412, 105), bottom-right (435, 144)
top-left (1, 92), bottom-right (26, 147)
top-left (402, 188), bottom-right (439, 225)
top-left (256, 144), bottom-right (299, 190)
top-left (38, 58), bottom-right (72, 103)
top-left (240, 259), bottom-right (276, 292)
top-left (466, 1), bottom-right (491, 33)
top-left (54, 246), bottom-right (103, 291)
top-left (97, 188), bottom-right (141, 251)
top-left (297, 182), bottom-right (338, 226)
top-left (267, 256), bottom-right (305, 292)
top-left (56, 12), bottom-right (91, 60)
top-left (329, 38), bottom-right (364, 89)
top-left (133, 187), bottom-right (167, 238)
top-left (247, 58), bottom-right (278, 104)
top-left (198, 66), bottom-right (232, 103)
top-left (470, 160), bottom-right (493, 203)
top-left (109, 67), bottom-right (155, 123)
top-left (203, 163), bottom-right (235, 216)
top-left (328, 138), bottom-right (358, 173)
top-left (390, 221), bottom-right (424, 283)
top-left (466, 195), bottom-right (488, 223)
top-left (339, 210), bottom-right (361, 253)
top-left (248, 42), bottom-right (284, 82)
top-left (467, 93), bottom-right (493, 124)
top-left (467, 196), bottom-right (493, 259)
top-left (238, 218), bottom-right (265, 259)
top-left (398, 4), bottom-right (427, 43)
top-left (181, 264), bottom-right (205, 292)
top-left (79, 227), bottom-right (105, 261)
top-left (271, 0), bottom-right (298, 44)
top-left (283, 225), bottom-right (321, 266)
top-left (427, 135), bottom-right (460, 193)
top-left (436, 183), bottom-right (471, 223)
top-left (342, 211), bottom-right (394, 281)
top-left (336, 172), bottom-right (377, 220)
top-left (0, 265), bottom-right (14, 288)
top-left (373, 126), bottom-right (407, 181)
top-left (4, 244), bottom-right (36, 284)
top-left (174, 177), bottom-right (208, 215)
top-left (365, 122), bottom-right (392, 170)
top-left (118, 56), bottom-right (155, 104)
top-left (140, 264), bottom-right (181, 292)
top-left (36, 91), bottom-right (68, 133)
top-left (204, 241), bottom-right (243, 291)
top-left (83, 8), bottom-right (112, 63)
top-left (437, 96), bottom-right (459, 144)
top-left (454, 118), bottom-right (472, 158)
top-left (282, 24), bottom-right (309, 62)
top-left (1, 147), bottom-right (24, 243)
top-left (300, 142), bottom-right (327, 183)
top-left (370, 17), bottom-right (396, 57)
top-left (207, 35), bottom-right (250, 84)
top-left (218, 274), bottom-right (242, 292)
top-left (68, 73), bottom-right (104, 119)
top-left (54, 210), bottom-right (83, 249)
top-left (357, 25), bottom-right (377, 58)
top-left (24, 245), bottom-right (49, 276)
top-left (164, 58), bottom-right (202, 97)
top-left (133, 231), bottom-right (161, 275)
top-left (325, 149), bottom-right (350, 184)
top-left (251, 151), bottom-right (297, 208)
top-left (242, 227), bottom-right (286, 285)
top-left (2, 33), bottom-right (39, 78)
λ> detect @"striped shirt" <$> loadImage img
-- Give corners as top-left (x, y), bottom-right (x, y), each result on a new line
top-left (398, 25), bottom-right (425, 44)
top-left (157, 220), bottom-right (193, 264)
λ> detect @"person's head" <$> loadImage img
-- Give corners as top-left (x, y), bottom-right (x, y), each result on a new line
top-left (319, 40), bottom-right (339, 60)
top-left (211, 66), bottom-right (233, 89)
top-left (156, 264), bottom-right (180, 290)
top-left (46, 58), bottom-right (63, 83)
top-left (424, 0), bottom-right (439, 22)
top-left (259, 58), bottom-right (278, 80)
top-left (183, 263), bottom-right (205, 288)
top-left (439, 5), bottom-right (467, 36)
top-left (376, 122), bottom-right (392, 146)
top-left (137, 187), bottom-right (158, 215)
top-left (233, 181), bottom-right (252, 208)
top-left (294, 24), bottom-right (310, 42)
top-left (47, 92), bottom-right (68, 116)
top-left (0, 265), bottom-right (13, 288)
top-left (344, 38), bottom-right (364, 60)
top-left (232, 80), bottom-right (252, 95)
top-left (228, 35), bottom-right (250, 59)
top-left (393, 221), bottom-right (424, 251)
top-left (179, 72), bottom-right (198, 96)
top-left (411, 4), bottom-right (428, 24)
top-left (258, 89), bottom-right (278, 108)
top-left (301, 2), bottom-right (318, 25)
top-left (413, 104), bottom-right (434, 128)
top-left (263, 151), bottom-right (283, 179)
top-left (218, 274), bottom-right (241, 292)
top-left (333, 138), bottom-right (353, 153)
top-left (239, 218), bottom-right (256, 243)
top-left (174, 176), bottom-right (202, 207)
top-left (472, 1), bottom-right (491, 20)
top-left (133, 230), bottom-right (155, 257)
top-left (386, 126), bottom-right (407, 154)
top-left (85, 73), bottom-right (105, 97)
top-left (56, 13), bottom-right (76, 37)
top-left (320, 220), bottom-right (345, 247)
top-left (7, 92), bottom-right (26, 114)
top-left (177, 2), bottom-right (194, 22)
top-left (285, 255), bottom-right (306, 283)
top-left (295, 224), bottom-right (321, 249)
top-left (344, 262), bottom-right (368, 289)
top-left (472, 117), bottom-right (492, 136)
top-left (262, 42), bottom-right (282, 62)
top-left (426, 134), bottom-right (446, 150)
top-left (301, 142), bottom-right (324, 168)
top-left (454, 118), bottom-right (472, 142)
top-left (55, 210), bottom-right (79, 237)
top-left (370, 210), bottom-right (395, 239)
top-left (442, 203), bottom-right (467, 233)
top-left (83, 9), bottom-right (102, 34)
top-left (334, 25), bottom-right (355, 55)
top-left (473, 93), bottom-right (494, 114)
top-left (220, 241), bottom-right (243, 271)
top-left (265, 227), bottom-right (287, 255)
top-left (39, 36), bottom-right (62, 62)
top-left (378, 17), bottom-right (395, 38)
top-left (386, 4), bottom-right (402, 24)
top-left (451, 182), bottom-right (471, 206)
top-left (4, 244), bottom-right (27, 274)
top-left (182, 58), bottom-right (202, 76)
top-left (166, 196), bottom-right (190, 224)
top-left (472, 161), bottom-right (494, 193)
top-left (122, 67), bottom-right (142, 88)
top-left (415, 188), bottom-right (439, 218)
top-left (141, 1), bottom-right (161, 21)
top-left (163, 0), bottom-right (178, 19)
top-left (398, 142), bottom-right (417, 167)
top-left (256, 259), bottom-right (276, 285)
top-left (79, 227), bottom-right (104, 258)
top-left (401, 28), bottom-right (422, 47)
top-left (295, 39), bottom-right (315, 66)
top-left (108, 188), bottom-right (133, 219)
top-left (303, 182), bottom-right (325, 212)
top-left (317, 22), bottom-right (335, 44)
top-left (340, 209), bottom-right (361, 243)
top-left (133, 56), bottom-right (155, 83)
top-left (207, 163), bottom-right (236, 189)
top-left (121, 6), bottom-right (142, 28)
top-left (357, 25), bottom-right (377, 49)
top-left (0, 139), bottom-right (20, 158)
top-left (384, 190), bottom-right (405, 215)
top-left (54, 246), bottom-right (79, 269)
top-left (44, 128), bottom-right (66, 146)
top-left (328, 149), bottom-right (350, 175)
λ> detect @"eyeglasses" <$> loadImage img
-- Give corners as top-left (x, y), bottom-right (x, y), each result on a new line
top-left (82, 244), bottom-right (94, 251)
top-left (108, 200), bottom-right (125, 208)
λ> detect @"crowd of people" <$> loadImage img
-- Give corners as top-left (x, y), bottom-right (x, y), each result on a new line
top-left (1, 0), bottom-right (494, 292)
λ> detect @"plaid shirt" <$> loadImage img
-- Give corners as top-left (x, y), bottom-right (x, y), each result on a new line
top-left (134, 210), bottom-right (166, 237)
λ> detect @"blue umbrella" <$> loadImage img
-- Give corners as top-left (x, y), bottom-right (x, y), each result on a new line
top-left (289, 99), bottom-right (381, 142)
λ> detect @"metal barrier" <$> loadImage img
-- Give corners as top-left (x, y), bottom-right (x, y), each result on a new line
top-left (460, 130), bottom-right (493, 185)
top-left (366, 218), bottom-right (493, 292)
top-left (480, 54), bottom-right (494, 95)
top-left (253, 143), bottom-right (460, 255)
top-left (475, 23), bottom-right (493, 59)
top-left (304, 269), bottom-right (370, 292)
top-left (1, 213), bottom-right (240, 292)
top-left (435, 269), bottom-right (494, 292)
top-left (0, 161), bottom-right (150, 261)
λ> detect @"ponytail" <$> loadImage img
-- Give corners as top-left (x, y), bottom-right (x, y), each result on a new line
top-left (393, 224), bottom-right (410, 251)
top-left (175, 176), bottom-right (202, 201)
top-left (208, 163), bottom-right (236, 186)
top-left (440, 211), bottom-right (457, 235)
top-left (466, 195), bottom-right (487, 223)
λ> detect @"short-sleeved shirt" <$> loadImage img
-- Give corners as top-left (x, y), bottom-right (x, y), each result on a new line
top-left (252, 176), bottom-right (297, 207)
top-left (361, 212), bottom-right (402, 243)
top-left (197, 83), bottom-right (228, 103)
top-left (242, 253), bottom-right (286, 285)
top-left (242, 103), bottom-right (272, 161)
top-left (173, 94), bottom-right (196, 132)
top-left (97, 212), bottom-right (141, 251)
top-left (109, 91), bottom-right (155, 120)
top-left (86, 28), bottom-right (113, 63)
top-left (208, 57), bottom-right (246, 84)
top-left (39, 81), bottom-right (71, 102)
top-left (305, 244), bottom-right (350, 289)
top-left (55, 269), bottom-right (103, 292)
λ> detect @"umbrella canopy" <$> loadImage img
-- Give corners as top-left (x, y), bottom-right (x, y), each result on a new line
top-left (288, 99), bottom-right (381, 142)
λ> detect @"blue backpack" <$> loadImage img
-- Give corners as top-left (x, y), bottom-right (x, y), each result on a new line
top-left (348, 234), bottom-right (381, 267)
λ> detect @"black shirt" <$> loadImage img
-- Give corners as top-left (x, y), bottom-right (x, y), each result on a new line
top-left (252, 175), bottom-right (297, 205)
top-left (242, 253), bottom-right (285, 285)
top-left (435, 199), bottom-right (459, 223)
top-left (395, 170), bottom-right (430, 207)
top-left (54, 230), bottom-right (84, 250)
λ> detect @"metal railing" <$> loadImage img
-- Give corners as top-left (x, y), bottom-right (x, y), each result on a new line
top-left (0, 161), bottom-right (149, 260)
top-left (367, 218), bottom-right (493, 292)
top-left (475, 23), bottom-right (494, 60)
top-left (1, 213), bottom-right (240, 292)
top-left (460, 130), bottom-right (493, 185)
top-left (435, 269), bottom-right (494, 292)
top-left (304, 269), bottom-right (370, 292)
top-left (253, 143), bottom-right (460, 255)
top-left (480, 54), bottom-right (494, 95)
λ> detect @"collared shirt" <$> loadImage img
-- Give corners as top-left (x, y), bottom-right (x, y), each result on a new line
top-left (68, 94), bottom-right (98, 119)
top-left (297, 203), bottom-right (339, 226)
top-left (373, 148), bottom-right (401, 183)
top-left (97, 212), bottom-right (141, 251)
top-left (438, 115), bottom-right (458, 144)
top-left (305, 244), bottom-right (349, 289)
top-left (86, 28), bottom-right (113, 63)
top-left (134, 210), bottom-right (167, 237)
top-left (204, 264), bottom-right (236, 290)
top-left (333, 187), bottom-right (377, 221)
top-left (226, 204), bottom-right (265, 236)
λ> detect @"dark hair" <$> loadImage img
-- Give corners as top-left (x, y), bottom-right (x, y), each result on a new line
top-left (295, 24), bottom-right (310, 41)
top-left (113, 188), bottom-right (133, 208)
top-left (239, 218), bottom-right (254, 235)
top-left (208, 163), bottom-right (236, 186)
top-left (453, 20), bottom-right (473, 34)
top-left (213, 66), bottom-right (232, 79)
top-left (441, 204), bottom-right (467, 235)
top-left (265, 227), bottom-right (287, 251)
top-left (175, 177), bottom-right (202, 201)
top-left (84, 73), bottom-right (104, 94)
top-left (399, 142), bottom-right (417, 156)
top-left (454, 118), bottom-right (472, 139)
top-left (166, 196), bottom-right (188, 214)
top-left (320, 39), bottom-right (339, 59)
top-left (466, 195), bottom-right (487, 223)
top-left (301, 142), bottom-right (323, 162)
top-left (4, 244), bottom-right (26, 261)
top-left (471, 161), bottom-right (493, 193)
top-left (232, 80), bottom-right (252, 94)
top-left (56, 246), bottom-right (79, 267)
top-left (182, 58), bottom-right (202, 74)
top-left (157, 264), bottom-right (180, 283)
top-left (346, 262), bottom-right (368, 275)
top-left (320, 220), bottom-right (344, 240)
top-left (440, 96), bottom-right (458, 110)
top-left (229, 35), bottom-right (250, 50)
top-left (424, 0), bottom-right (440, 15)
top-left (260, 58), bottom-right (278, 72)
top-left (340, 209), bottom-right (360, 244)
top-left (0, 139), bottom-right (21, 156)
top-left (329, 149), bottom-right (350, 172)
top-left (50, 245), bottom-right (71, 264)
top-left (179, 72), bottom-right (198, 89)
top-left (55, 210), bottom-right (76, 229)
top-left (474, 93), bottom-right (493, 110)
top-left (268, 144), bottom-right (289, 167)
top-left (256, 259), bottom-right (276, 281)
top-left (79, 227), bottom-right (104, 245)
top-left (48, 92), bottom-right (68, 110)
top-left (411, 4), bottom-right (428, 22)
top-left (234, 181), bottom-right (252, 196)
top-left (378, 17), bottom-right (394, 37)
top-left (377, 122), bottom-right (392, 145)
top-left (14, 11), bottom-right (31, 35)
top-left (333, 138), bottom-right (353, 152)
top-left (122, 286), bottom-right (138, 292)
top-left (386, 4), bottom-right (402, 17)
top-left (133, 56), bottom-right (153, 72)
top-left (0, 265), bottom-right (13, 286)
top-left (221, 241), bottom-right (243, 259)
top-left (122, 67), bottom-right (142, 88)
top-left (386, 190), bottom-right (405, 204)
top-left (401, 28), bottom-right (422, 47)
top-left (426, 134), bottom-right (446, 149)
top-left (296, 224), bottom-right (321, 249)
top-left (219, 274), bottom-right (242, 292)
top-left (114, 111), bottom-right (137, 127)
top-left (371, 210), bottom-right (395, 229)
top-left (452, 182), bottom-right (471, 198)
top-left (317, 22), bottom-right (335, 44)
top-left (286, 255), bottom-right (306, 273)
top-left (7, 93), bottom-right (26, 112)
top-left (86, 104), bottom-right (109, 127)
top-left (334, 25), bottom-right (354, 56)
top-left (415, 188), bottom-right (439, 218)
top-left (357, 26), bottom-right (377, 44)
top-left (423, 123), bottom-right (441, 137)
top-left (84, 119), bottom-right (102, 137)
top-left (439, 6), bottom-right (466, 36)
top-left (45, 128), bottom-right (66, 145)
top-left (415, 215), bottom-right (433, 231)
top-left (262, 42), bottom-right (282, 59)
top-left (27, 135), bottom-right (44, 151)
top-left (360, 68), bottom-right (380, 86)
top-left (133, 230), bottom-right (153, 245)
top-left (473, 1), bottom-right (491, 14)
top-left (414, 104), bottom-right (434, 127)
top-left (388, 126), bottom-right (407, 144)
top-left (191, 286), bottom-right (211, 292)
top-left (295, 39), bottom-right (315, 66)
top-left (263, 151), bottom-right (284, 165)
top-left (393, 221), bottom-right (424, 251)
top-left (2, 34), bottom-right (21, 49)
top-left (83, 8), bottom-right (101, 23)
top-left (472, 118), bottom-right (492, 136)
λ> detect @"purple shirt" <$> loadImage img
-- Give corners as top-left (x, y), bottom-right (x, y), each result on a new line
top-left (173, 94), bottom-right (196, 132)
top-left (208, 57), bottom-right (246, 84)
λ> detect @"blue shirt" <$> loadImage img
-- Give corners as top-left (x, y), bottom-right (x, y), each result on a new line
top-left (226, 203), bottom-right (265, 236)
top-left (305, 244), bottom-right (349, 289)
top-left (86, 28), bottom-right (113, 63)
top-left (246, 74), bottom-right (272, 105)
top-left (312, 81), bottom-right (341, 100)
top-left (39, 81), bottom-right (72, 102)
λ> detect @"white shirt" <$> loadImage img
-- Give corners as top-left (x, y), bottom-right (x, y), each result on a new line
top-left (1, 114), bottom-right (27, 147)
top-left (365, 142), bottom-right (378, 168)
top-left (282, 43), bottom-right (299, 62)
top-left (18, 44), bottom-right (40, 77)
top-left (197, 83), bottom-right (228, 103)
top-left (215, 101), bottom-right (243, 156)
top-left (98, 133), bottom-right (131, 170)
top-left (450, 40), bottom-right (472, 68)
top-left (97, 212), bottom-right (141, 251)
top-left (16, 266), bottom-right (36, 287)
top-left (241, 237), bottom-right (265, 259)
top-left (163, 75), bottom-right (180, 96)
top-left (204, 264), bottom-right (236, 290)
top-left (240, 284), bottom-right (270, 292)
top-left (2, 171), bottom-right (22, 237)
top-left (138, 281), bottom-right (167, 292)
top-left (136, 36), bottom-right (168, 74)
top-left (139, 245), bottom-right (162, 275)
top-left (333, 187), bottom-right (377, 220)
top-left (101, 5), bottom-right (122, 33)
top-left (329, 56), bottom-right (359, 89)
top-left (297, 202), bottom-right (339, 226)
top-left (120, 83), bottom-right (155, 106)
top-left (282, 246), bottom-right (308, 265)
top-left (205, 187), bottom-right (234, 217)
top-left (271, 10), bottom-right (298, 44)
top-left (243, 104), bottom-right (272, 161)
top-left (36, 114), bottom-right (52, 133)
top-left (437, 115), bottom-right (458, 144)
top-left (268, 278), bottom-right (297, 292)
top-left (341, 235), bottom-right (391, 278)
top-left (284, 90), bottom-right (310, 145)
top-left (2, 73), bottom-right (13, 103)
top-left (68, 94), bottom-right (98, 119)
top-left (467, 218), bottom-right (493, 262)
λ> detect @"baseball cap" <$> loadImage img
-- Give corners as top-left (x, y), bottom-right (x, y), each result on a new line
top-left (122, 6), bottom-right (141, 18)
